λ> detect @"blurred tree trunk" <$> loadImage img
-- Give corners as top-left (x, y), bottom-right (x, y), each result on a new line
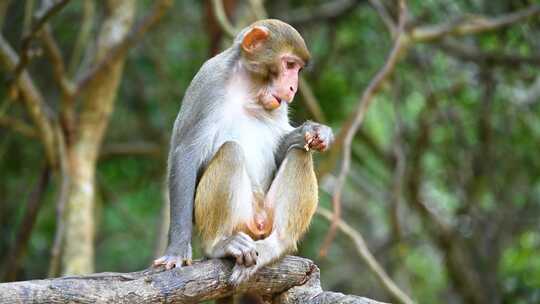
top-left (62, 0), bottom-right (136, 275)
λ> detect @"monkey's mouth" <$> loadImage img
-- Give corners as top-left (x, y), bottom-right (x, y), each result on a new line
top-left (272, 95), bottom-right (283, 105)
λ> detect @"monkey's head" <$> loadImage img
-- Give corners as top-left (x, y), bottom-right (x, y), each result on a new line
top-left (236, 19), bottom-right (311, 111)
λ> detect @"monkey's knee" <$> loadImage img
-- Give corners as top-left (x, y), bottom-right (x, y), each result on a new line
top-left (196, 141), bottom-right (250, 246)
top-left (213, 141), bottom-right (245, 167)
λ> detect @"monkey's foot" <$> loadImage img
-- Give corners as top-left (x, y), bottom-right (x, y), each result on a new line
top-left (153, 255), bottom-right (192, 270)
top-left (222, 232), bottom-right (259, 267)
top-left (229, 264), bottom-right (259, 286)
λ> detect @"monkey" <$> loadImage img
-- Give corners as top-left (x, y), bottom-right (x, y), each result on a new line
top-left (153, 19), bottom-right (333, 286)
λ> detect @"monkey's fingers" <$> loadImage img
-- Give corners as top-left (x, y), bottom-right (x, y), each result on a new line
top-left (165, 260), bottom-right (176, 270)
top-left (304, 132), bottom-right (314, 151)
top-left (153, 257), bottom-right (166, 266)
top-left (312, 140), bottom-right (328, 151)
top-left (154, 255), bottom-right (189, 270)
top-left (304, 132), bottom-right (314, 142)
top-left (227, 247), bottom-right (244, 265)
top-left (304, 139), bottom-right (313, 151)
top-left (236, 243), bottom-right (257, 266)
top-left (243, 251), bottom-right (255, 267)
top-left (312, 125), bottom-right (334, 151)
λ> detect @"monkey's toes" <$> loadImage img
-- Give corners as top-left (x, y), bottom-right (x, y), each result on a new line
top-left (225, 232), bottom-right (258, 266)
top-left (153, 255), bottom-right (191, 269)
top-left (227, 243), bottom-right (258, 266)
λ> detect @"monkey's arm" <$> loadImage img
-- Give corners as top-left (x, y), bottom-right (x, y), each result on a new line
top-left (275, 121), bottom-right (334, 166)
top-left (154, 145), bottom-right (199, 269)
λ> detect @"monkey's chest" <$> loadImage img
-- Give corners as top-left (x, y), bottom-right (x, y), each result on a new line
top-left (213, 117), bottom-right (280, 191)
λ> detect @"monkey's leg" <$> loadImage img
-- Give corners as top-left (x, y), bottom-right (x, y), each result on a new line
top-left (229, 148), bottom-right (318, 285)
top-left (195, 141), bottom-right (259, 267)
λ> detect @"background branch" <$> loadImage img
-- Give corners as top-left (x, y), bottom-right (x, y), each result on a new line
top-left (99, 141), bottom-right (162, 160)
top-left (68, 0), bottom-right (95, 77)
top-left (9, 0), bottom-right (71, 85)
top-left (317, 208), bottom-right (414, 304)
top-left (299, 77), bottom-right (327, 123)
top-left (47, 124), bottom-right (70, 278)
top-left (74, 0), bottom-right (173, 98)
top-left (211, 0), bottom-right (237, 38)
top-left (0, 115), bottom-right (37, 138)
top-left (320, 0), bottom-right (408, 256)
top-left (410, 4), bottom-right (540, 42)
top-left (0, 34), bottom-right (57, 166)
top-left (40, 25), bottom-right (75, 97)
top-left (280, 0), bottom-right (363, 26)
top-left (436, 39), bottom-right (540, 67)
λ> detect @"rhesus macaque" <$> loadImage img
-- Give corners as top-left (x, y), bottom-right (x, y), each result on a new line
top-left (154, 19), bottom-right (333, 286)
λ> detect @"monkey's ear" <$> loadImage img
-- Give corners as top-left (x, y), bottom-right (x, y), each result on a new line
top-left (241, 26), bottom-right (269, 53)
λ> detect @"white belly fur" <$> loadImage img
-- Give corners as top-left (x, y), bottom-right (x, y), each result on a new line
top-left (196, 71), bottom-right (292, 193)
top-left (211, 107), bottom-right (284, 192)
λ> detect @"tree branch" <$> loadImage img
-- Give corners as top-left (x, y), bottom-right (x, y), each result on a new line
top-left (280, 0), bottom-right (364, 26)
top-left (0, 256), bottom-right (383, 304)
top-left (211, 0), bottom-right (237, 38)
top-left (409, 4), bottom-right (540, 43)
top-left (436, 39), bottom-right (540, 67)
top-left (48, 124), bottom-right (70, 278)
top-left (99, 141), bottom-right (162, 160)
top-left (40, 25), bottom-right (75, 97)
top-left (317, 208), bottom-right (414, 304)
top-left (320, 0), bottom-right (408, 257)
top-left (299, 77), bottom-right (327, 123)
top-left (0, 115), bottom-right (37, 138)
top-left (68, 0), bottom-right (95, 77)
top-left (317, 4), bottom-right (540, 179)
top-left (9, 0), bottom-right (71, 84)
top-left (73, 0), bottom-right (173, 98)
top-left (368, 0), bottom-right (397, 36)
top-left (0, 34), bottom-right (57, 166)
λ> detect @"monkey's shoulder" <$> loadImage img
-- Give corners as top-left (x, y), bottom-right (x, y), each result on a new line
top-left (192, 49), bottom-right (236, 85)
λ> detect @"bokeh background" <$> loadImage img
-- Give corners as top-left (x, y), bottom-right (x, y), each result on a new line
top-left (1, 1), bottom-right (540, 303)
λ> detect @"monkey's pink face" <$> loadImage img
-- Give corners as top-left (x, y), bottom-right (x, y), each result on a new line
top-left (258, 55), bottom-right (304, 111)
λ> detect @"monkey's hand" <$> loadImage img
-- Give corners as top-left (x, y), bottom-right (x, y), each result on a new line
top-left (302, 122), bottom-right (334, 152)
top-left (153, 243), bottom-right (193, 270)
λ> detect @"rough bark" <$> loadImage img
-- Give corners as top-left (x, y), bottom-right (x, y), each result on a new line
top-left (0, 256), bottom-right (385, 304)
top-left (62, 0), bottom-right (136, 275)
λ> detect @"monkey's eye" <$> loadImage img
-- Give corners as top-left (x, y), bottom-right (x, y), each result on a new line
top-left (286, 61), bottom-right (296, 69)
